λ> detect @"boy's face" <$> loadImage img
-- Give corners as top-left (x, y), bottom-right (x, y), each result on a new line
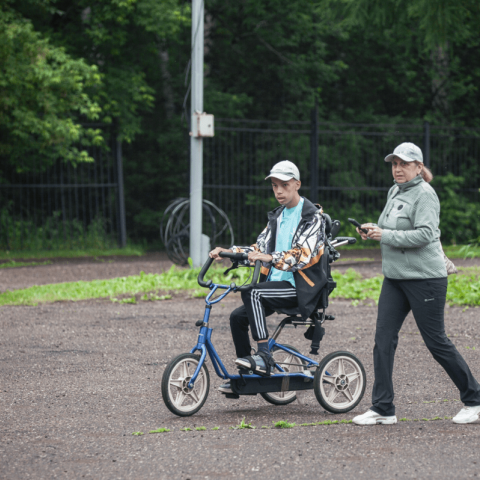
top-left (270, 177), bottom-right (301, 207)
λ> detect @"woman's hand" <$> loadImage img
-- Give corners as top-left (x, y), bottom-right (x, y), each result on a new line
top-left (248, 251), bottom-right (273, 263)
top-left (356, 227), bottom-right (368, 241)
top-left (364, 225), bottom-right (383, 242)
top-left (209, 247), bottom-right (232, 261)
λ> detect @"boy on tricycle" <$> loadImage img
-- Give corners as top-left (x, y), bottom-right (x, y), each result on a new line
top-left (209, 160), bottom-right (327, 393)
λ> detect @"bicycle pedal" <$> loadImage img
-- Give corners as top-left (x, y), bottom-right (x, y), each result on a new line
top-left (224, 393), bottom-right (240, 399)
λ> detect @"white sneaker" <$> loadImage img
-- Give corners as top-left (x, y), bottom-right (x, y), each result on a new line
top-left (218, 382), bottom-right (233, 394)
top-left (352, 409), bottom-right (397, 426)
top-left (452, 405), bottom-right (480, 424)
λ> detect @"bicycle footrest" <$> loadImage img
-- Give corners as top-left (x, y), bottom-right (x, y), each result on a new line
top-left (223, 393), bottom-right (240, 399)
top-left (231, 374), bottom-right (314, 395)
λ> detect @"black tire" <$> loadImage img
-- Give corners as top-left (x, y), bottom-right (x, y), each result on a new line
top-left (161, 353), bottom-right (210, 417)
top-left (313, 350), bottom-right (366, 414)
top-left (260, 344), bottom-right (307, 406)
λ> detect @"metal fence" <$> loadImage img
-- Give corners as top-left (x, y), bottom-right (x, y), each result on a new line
top-left (204, 115), bottom-right (480, 245)
top-left (0, 124), bottom-right (126, 251)
top-left (2, 117), bottom-right (478, 252)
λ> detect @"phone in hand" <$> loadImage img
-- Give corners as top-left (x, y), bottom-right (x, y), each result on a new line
top-left (348, 218), bottom-right (369, 235)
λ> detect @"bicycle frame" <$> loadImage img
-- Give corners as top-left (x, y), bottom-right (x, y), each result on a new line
top-left (187, 283), bottom-right (320, 389)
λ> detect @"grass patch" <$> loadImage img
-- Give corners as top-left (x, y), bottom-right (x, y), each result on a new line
top-left (330, 269), bottom-right (384, 304)
top-left (0, 247), bottom-right (144, 261)
top-left (332, 267), bottom-right (480, 307)
top-left (149, 427), bottom-right (170, 434)
top-left (230, 417), bottom-right (255, 430)
top-left (336, 257), bottom-right (374, 263)
top-left (0, 263), bottom-right (254, 306)
top-left (273, 420), bottom-right (296, 429)
top-left (195, 426), bottom-right (207, 431)
top-left (447, 267), bottom-right (480, 305)
top-left (2, 264), bottom-right (479, 307)
top-left (443, 244), bottom-right (480, 259)
top-left (0, 260), bottom-right (52, 269)
top-left (131, 415), bottom-right (457, 437)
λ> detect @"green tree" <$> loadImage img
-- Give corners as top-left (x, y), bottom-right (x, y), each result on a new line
top-left (0, 7), bottom-right (102, 172)
top-left (320, 0), bottom-right (480, 123)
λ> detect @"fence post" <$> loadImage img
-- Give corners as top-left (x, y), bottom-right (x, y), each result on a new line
top-left (423, 121), bottom-right (431, 168)
top-left (115, 137), bottom-right (127, 248)
top-left (310, 102), bottom-right (319, 204)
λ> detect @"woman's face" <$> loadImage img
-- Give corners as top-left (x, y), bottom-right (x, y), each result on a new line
top-left (391, 157), bottom-right (422, 183)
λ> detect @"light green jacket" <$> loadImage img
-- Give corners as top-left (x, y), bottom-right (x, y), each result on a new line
top-left (378, 175), bottom-right (447, 280)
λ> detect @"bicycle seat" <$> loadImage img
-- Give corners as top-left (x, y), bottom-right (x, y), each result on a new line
top-left (273, 287), bottom-right (330, 318)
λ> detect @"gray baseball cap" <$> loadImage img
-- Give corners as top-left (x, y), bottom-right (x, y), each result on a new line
top-left (384, 142), bottom-right (423, 163)
top-left (265, 160), bottom-right (300, 181)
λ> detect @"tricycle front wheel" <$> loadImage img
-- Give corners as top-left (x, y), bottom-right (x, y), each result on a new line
top-left (313, 351), bottom-right (366, 414)
top-left (161, 353), bottom-right (210, 417)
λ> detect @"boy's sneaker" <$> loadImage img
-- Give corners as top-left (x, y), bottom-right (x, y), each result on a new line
top-left (353, 409), bottom-right (397, 425)
top-left (452, 405), bottom-right (480, 424)
top-left (235, 352), bottom-right (274, 377)
top-left (218, 382), bottom-right (233, 394)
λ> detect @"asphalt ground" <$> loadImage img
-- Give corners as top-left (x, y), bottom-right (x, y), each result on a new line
top-left (1, 290), bottom-right (480, 479)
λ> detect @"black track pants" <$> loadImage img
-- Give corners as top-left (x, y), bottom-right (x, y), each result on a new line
top-left (229, 281), bottom-right (298, 358)
top-left (371, 277), bottom-right (480, 416)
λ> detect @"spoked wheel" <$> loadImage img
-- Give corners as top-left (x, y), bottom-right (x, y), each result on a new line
top-left (161, 353), bottom-right (210, 417)
top-left (261, 344), bottom-right (307, 406)
top-left (314, 351), bottom-right (366, 414)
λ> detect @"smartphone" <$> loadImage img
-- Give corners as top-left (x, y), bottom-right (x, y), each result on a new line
top-left (348, 218), bottom-right (369, 235)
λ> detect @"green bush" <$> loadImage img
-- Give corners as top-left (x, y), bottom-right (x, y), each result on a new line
top-left (0, 209), bottom-right (116, 251)
top-left (433, 174), bottom-right (480, 244)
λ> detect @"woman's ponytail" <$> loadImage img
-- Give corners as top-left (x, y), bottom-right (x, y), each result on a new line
top-left (415, 161), bottom-right (433, 183)
top-left (421, 165), bottom-right (433, 183)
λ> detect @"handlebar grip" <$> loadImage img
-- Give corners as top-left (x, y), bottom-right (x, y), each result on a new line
top-left (334, 236), bottom-right (357, 245)
top-left (198, 257), bottom-right (214, 288)
top-left (237, 259), bottom-right (262, 292)
top-left (219, 251), bottom-right (248, 261)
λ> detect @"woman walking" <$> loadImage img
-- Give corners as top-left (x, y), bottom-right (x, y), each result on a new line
top-left (353, 142), bottom-right (480, 425)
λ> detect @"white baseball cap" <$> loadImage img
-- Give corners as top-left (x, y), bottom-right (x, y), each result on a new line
top-left (265, 160), bottom-right (300, 181)
top-left (384, 142), bottom-right (423, 163)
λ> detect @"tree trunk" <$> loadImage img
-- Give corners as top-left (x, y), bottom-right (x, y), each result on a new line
top-left (431, 43), bottom-right (449, 116)
top-left (158, 46), bottom-right (175, 120)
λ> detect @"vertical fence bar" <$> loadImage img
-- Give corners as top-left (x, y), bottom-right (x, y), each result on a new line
top-left (310, 103), bottom-right (319, 204)
top-left (115, 136), bottom-right (127, 248)
top-left (423, 121), bottom-right (431, 168)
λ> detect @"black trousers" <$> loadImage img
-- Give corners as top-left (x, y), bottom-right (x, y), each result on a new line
top-left (229, 281), bottom-right (298, 358)
top-left (371, 276), bottom-right (480, 416)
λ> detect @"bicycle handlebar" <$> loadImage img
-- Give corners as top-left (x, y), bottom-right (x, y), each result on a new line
top-left (197, 253), bottom-right (262, 291)
top-left (218, 251), bottom-right (248, 261)
top-left (331, 236), bottom-right (357, 245)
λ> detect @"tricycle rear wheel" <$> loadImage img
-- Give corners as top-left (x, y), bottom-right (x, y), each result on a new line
top-left (161, 353), bottom-right (210, 417)
top-left (313, 350), bottom-right (366, 414)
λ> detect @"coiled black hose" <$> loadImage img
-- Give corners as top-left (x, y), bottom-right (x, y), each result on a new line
top-left (160, 198), bottom-right (234, 265)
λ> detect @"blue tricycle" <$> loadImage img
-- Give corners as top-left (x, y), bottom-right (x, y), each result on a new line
top-left (161, 217), bottom-right (367, 417)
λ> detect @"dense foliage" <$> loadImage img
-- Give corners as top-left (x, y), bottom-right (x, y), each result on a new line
top-left (1, 0), bottom-right (480, 245)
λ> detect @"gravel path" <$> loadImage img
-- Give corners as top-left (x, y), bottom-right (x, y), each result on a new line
top-left (1, 292), bottom-right (480, 478)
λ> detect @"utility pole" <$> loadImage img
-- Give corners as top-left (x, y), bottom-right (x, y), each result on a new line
top-left (189, 0), bottom-right (204, 268)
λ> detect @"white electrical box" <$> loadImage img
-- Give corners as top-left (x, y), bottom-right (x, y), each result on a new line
top-left (191, 112), bottom-right (214, 137)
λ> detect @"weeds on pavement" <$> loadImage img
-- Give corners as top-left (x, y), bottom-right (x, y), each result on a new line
top-left (230, 417), bottom-right (255, 430)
